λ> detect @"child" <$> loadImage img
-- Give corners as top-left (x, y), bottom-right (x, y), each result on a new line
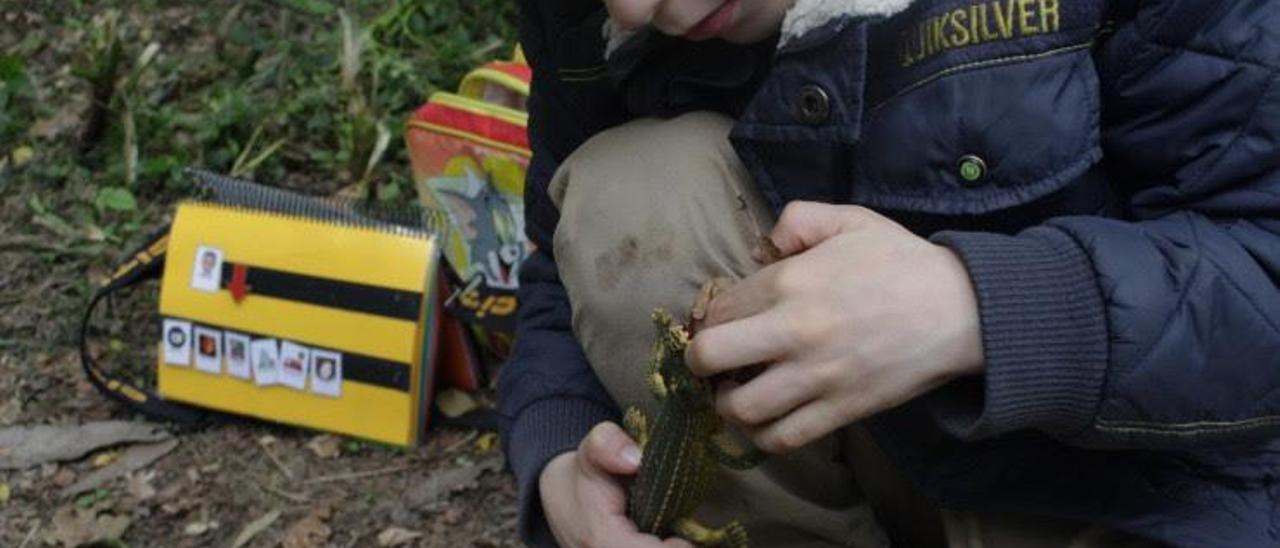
top-left (500, 1), bottom-right (1280, 546)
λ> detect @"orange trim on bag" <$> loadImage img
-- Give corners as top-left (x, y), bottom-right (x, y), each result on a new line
top-left (459, 66), bottom-right (531, 100)
top-left (427, 93), bottom-right (527, 127)
top-left (406, 120), bottom-right (532, 158)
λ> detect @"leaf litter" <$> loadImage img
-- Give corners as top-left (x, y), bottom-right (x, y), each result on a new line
top-left (0, 421), bottom-right (169, 470)
top-left (230, 508), bottom-right (281, 548)
top-left (61, 438), bottom-right (179, 497)
top-left (2, 3), bottom-right (523, 546)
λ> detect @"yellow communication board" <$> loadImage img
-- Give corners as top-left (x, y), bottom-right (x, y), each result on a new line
top-left (156, 202), bottom-right (440, 446)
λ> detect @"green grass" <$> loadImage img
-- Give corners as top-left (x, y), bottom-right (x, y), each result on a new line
top-left (0, 0), bottom-right (518, 367)
top-left (1, 0), bottom-right (517, 251)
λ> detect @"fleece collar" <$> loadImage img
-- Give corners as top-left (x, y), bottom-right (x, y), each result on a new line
top-left (604, 0), bottom-right (920, 57)
top-left (780, 0), bottom-right (918, 46)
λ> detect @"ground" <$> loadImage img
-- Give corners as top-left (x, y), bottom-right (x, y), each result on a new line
top-left (1, 1), bottom-right (522, 546)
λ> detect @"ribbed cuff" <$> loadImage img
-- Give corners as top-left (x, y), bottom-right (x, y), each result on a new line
top-left (928, 228), bottom-right (1109, 441)
top-left (504, 398), bottom-right (617, 546)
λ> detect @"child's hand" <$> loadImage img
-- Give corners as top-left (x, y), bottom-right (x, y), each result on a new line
top-left (687, 202), bottom-right (985, 454)
top-left (540, 422), bottom-right (694, 548)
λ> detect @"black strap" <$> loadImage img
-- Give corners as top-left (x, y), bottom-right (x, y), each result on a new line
top-left (79, 224), bottom-right (206, 424)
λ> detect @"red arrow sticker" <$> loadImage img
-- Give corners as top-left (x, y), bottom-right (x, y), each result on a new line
top-left (229, 264), bottom-right (250, 303)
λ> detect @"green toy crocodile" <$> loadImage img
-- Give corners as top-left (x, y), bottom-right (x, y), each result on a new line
top-left (624, 305), bottom-right (763, 547)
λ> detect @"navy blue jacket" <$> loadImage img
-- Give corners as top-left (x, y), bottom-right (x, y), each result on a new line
top-left (499, 1), bottom-right (1280, 546)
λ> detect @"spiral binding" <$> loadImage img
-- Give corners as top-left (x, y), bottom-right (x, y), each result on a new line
top-left (185, 169), bottom-right (449, 239)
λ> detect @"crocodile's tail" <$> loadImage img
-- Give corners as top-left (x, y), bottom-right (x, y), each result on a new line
top-left (676, 518), bottom-right (750, 548)
top-left (718, 520), bottom-right (750, 548)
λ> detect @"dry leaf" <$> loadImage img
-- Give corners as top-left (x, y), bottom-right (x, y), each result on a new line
top-left (160, 495), bottom-right (199, 516)
top-left (0, 397), bottom-right (21, 426)
top-left (405, 455), bottom-right (503, 506)
top-left (62, 439), bottom-right (179, 497)
top-left (52, 467), bottom-right (77, 488)
top-left (0, 421), bottom-right (169, 470)
top-left (0, 481), bottom-right (9, 505)
top-left (306, 435), bottom-right (342, 460)
top-left (441, 507), bottom-right (464, 526)
top-left (282, 507), bottom-right (331, 548)
top-left (474, 432), bottom-right (498, 454)
top-left (155, 481), bottom-right (183, 502)
top-left (125, 470), bottom-right (156, 500)
top-left (30, 108), bottom-right (82, 140)
top-left (11, 146), bottom-right (34, 167)
top-left (92, 451), bottom-right (119, 468)
top-left (183, 518), bottom-right (218, 536)
top-left (230, 509), bottom-right (281, 548)
top-left (436, 389), bottom-right (479, 418)
top-left (48, 505), bottom-right (132, 547)
top-left (377, 526), bottom-right (422, 546)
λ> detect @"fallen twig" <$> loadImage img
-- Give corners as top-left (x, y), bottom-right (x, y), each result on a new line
top-left (61, 439), bottom-right (179, 497)
top-left (0, 237), bottom-right (71, 254)
top-left (17, 521), bottom-right (38, 548)
top-left (230, 508), bottom-right (281, 548)
top-left (261, 482), bottom-right (309, 504)
top-left (439, 430), bottom-right (479, 456)
top-left (259, 442), bottom-right (294, 481)
top-left (303, 464), bottom-right (415, 485)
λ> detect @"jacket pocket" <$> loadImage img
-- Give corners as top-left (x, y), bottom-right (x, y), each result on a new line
top-left (853, 45), bottom-right (1102, 215)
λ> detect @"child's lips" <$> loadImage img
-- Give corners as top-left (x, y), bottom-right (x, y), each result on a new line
top-left (683, 0), bottom-right (739, 41)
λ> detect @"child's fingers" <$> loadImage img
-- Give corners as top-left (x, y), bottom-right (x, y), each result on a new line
top-left (699, 269), bottom-right (775, 328)
top-left (752, 399), bottom-right (844, 455)
top-left (579, 421), bottom-right (643, 476)
top-left (687, 310), bottom-right (790, 377)
top-left (715, 364), bottom-right (814, 427)
top-left (769, 201), bottom-right (870, 257)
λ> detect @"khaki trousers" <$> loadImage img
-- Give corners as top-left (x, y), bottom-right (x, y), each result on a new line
top-left (549, 112), bottom-right (1160, 548)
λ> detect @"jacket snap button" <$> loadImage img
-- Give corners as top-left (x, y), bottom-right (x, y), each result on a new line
top-left (795, 84), bottom-right (831, 125)
top-left (958, 154), bottom-right (988, 186)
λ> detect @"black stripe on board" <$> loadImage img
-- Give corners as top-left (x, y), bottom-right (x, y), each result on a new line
top-left (172, 318), bottom-right (412, 392)
top-left (220, 262), bottom-right (423, 321)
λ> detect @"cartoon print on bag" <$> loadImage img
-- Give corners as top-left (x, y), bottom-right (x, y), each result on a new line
top-left (424, 155), bottom-right (530, 291)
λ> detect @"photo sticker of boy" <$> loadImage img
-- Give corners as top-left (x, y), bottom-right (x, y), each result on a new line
top-left (309, 350), bottom-right (342, 398)
top-left (162, 319), bottom-right (193, 366)
top-left (278, 341), bottom-right (311, 390)
top-left (190, 246), bottom-right (224, 293)
top-left (193, 327), bottom-right (222, 374)
top-left (224, 332), bottom-right (252, 380)
top-left (250, 338), bottom-right (280, 387)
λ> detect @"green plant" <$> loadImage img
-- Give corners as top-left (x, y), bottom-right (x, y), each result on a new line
top-left (8, 0), bottom-right (518, 254)
top-left (0, 54), bottom-right (36, 172)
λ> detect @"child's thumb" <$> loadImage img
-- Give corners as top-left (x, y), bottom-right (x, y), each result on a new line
top-left (769, 201), bottom-right (862, 257)
top-left (579, 421), bottom-right (643, 476)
